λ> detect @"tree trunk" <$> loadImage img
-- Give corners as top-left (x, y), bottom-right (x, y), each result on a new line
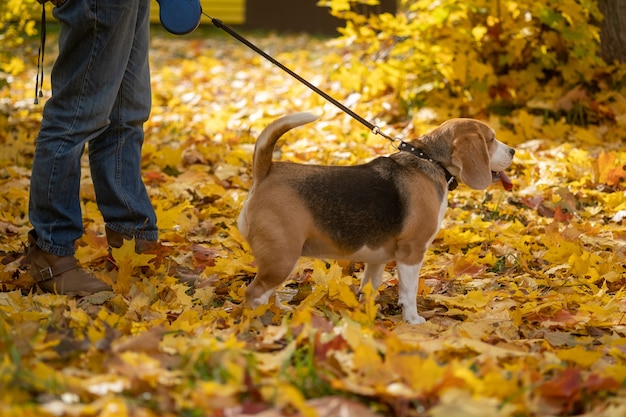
top-left (598, 0), bottom-right (626, 63)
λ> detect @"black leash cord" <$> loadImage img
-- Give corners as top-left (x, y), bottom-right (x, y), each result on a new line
top-left (205, 14), bottom-right (398, 143)
top-left (205, 14), bottom-right (458, 191)
top-left (35, 3), bottom-right (46, 104)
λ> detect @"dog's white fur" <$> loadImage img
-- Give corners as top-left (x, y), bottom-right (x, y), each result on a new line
top-left (238, 113), bottom-right (515, 324)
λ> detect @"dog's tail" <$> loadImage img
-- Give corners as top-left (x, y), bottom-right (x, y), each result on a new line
top-left (252, 112), bottom-right (319, 182)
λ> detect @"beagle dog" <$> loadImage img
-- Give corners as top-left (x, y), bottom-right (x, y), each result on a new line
top-left (238, 113), bottom-right (515, 324)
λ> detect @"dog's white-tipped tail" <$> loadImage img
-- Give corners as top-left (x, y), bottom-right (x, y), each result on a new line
top-left (252, 112), bottom-right (319, 183)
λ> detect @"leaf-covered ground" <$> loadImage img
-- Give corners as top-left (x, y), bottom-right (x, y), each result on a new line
top-left (1, 27), bottom-right (626, 417)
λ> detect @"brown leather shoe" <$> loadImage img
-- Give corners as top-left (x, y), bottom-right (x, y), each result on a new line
top-left (24, 231), bottom-right (112, 295)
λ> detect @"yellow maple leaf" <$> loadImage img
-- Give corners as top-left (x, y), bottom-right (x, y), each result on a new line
top-left (568, 250), bottom-right (603, 281)
top-left (263, 383), bottom-right (317, 417)
top-left (597, 150), bottom-right (626, 186)
top-left (517, 110), bottom-right (541, 141)
top-left (572, 125), bottom-right (602, 145)
top-left (440, 226), bottom-right (486, 247)
top-left (154, 199), bottom-right (196, 232)
top-left (208, 254), bottom-right (255, 277)
top-left (350, 281), bottom-right (379, 324)
top-left (328, 276), bottom-right (359, 308)
top-left (556, 345), bottom-right (603, 367)
top-left (541, 240), bottom-right (580, 264)
top-left (389, 353), bottom-right (446, 393)
top-left (430, 290), bottom-right (492, 310)
top-left (604, 364), bottom-right (626, 385)
top-left (110, 239), bottom-right (156, 294)
top-left (29, 361), bottom-right (67, 392)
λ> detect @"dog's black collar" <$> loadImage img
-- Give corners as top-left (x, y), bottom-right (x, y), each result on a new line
top-left (398, 141), bottom-right (458, 191)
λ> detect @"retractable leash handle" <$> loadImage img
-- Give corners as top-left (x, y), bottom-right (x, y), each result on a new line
top-left (157, 0), bottom-right (202, 35)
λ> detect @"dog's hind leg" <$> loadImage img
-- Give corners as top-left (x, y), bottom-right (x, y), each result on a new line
top-left (359, 262), bottom-right (385, 298)
top-left (244, 250), bottom-right (300, 308)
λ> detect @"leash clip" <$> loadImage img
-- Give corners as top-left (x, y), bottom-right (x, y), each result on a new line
top-left (372, 125), bottom-right (402, 147)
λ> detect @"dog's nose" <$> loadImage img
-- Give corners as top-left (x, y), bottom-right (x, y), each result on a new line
top-left (509, 148), bottom-right (516, 156)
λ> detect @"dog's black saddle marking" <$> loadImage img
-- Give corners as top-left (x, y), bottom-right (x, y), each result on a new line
top-left (397, 141), bottom-right (458, 191)
top-left (293, 159), bottom-right (406, 251)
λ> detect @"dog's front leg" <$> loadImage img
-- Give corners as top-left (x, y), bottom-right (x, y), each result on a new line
top-left (396, 261), bottom-right (426, 324)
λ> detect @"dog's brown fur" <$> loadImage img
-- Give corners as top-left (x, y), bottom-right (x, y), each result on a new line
top-left (238, 113), bottom-right (515, 323)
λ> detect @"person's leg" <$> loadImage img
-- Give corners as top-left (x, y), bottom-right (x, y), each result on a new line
top-left (88, 0), bottom-right (158, 242)
top-left (29, 0), bottom-right (125, 257)
top-left (26, 0), bottom-right (151, 293)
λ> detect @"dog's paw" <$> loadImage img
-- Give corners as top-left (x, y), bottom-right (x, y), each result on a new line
top-left (245, 285), bottom-right (274, 308)
top-left (403, 312), bottom-right (426, 325)
top-left (274, 296), bottom-right (294, 312)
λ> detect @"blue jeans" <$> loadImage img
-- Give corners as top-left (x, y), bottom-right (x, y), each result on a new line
top-left (29, 0), bottom-right (158, 257)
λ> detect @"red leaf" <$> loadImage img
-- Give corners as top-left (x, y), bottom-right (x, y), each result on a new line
top-left (582, 373), bottom-right (620, 392)
top-left (539, 368), bottom-right (582, 400)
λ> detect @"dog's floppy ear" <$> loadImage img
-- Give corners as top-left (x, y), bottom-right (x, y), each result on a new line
top-left (451, 133), bottom-right (492, 189)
